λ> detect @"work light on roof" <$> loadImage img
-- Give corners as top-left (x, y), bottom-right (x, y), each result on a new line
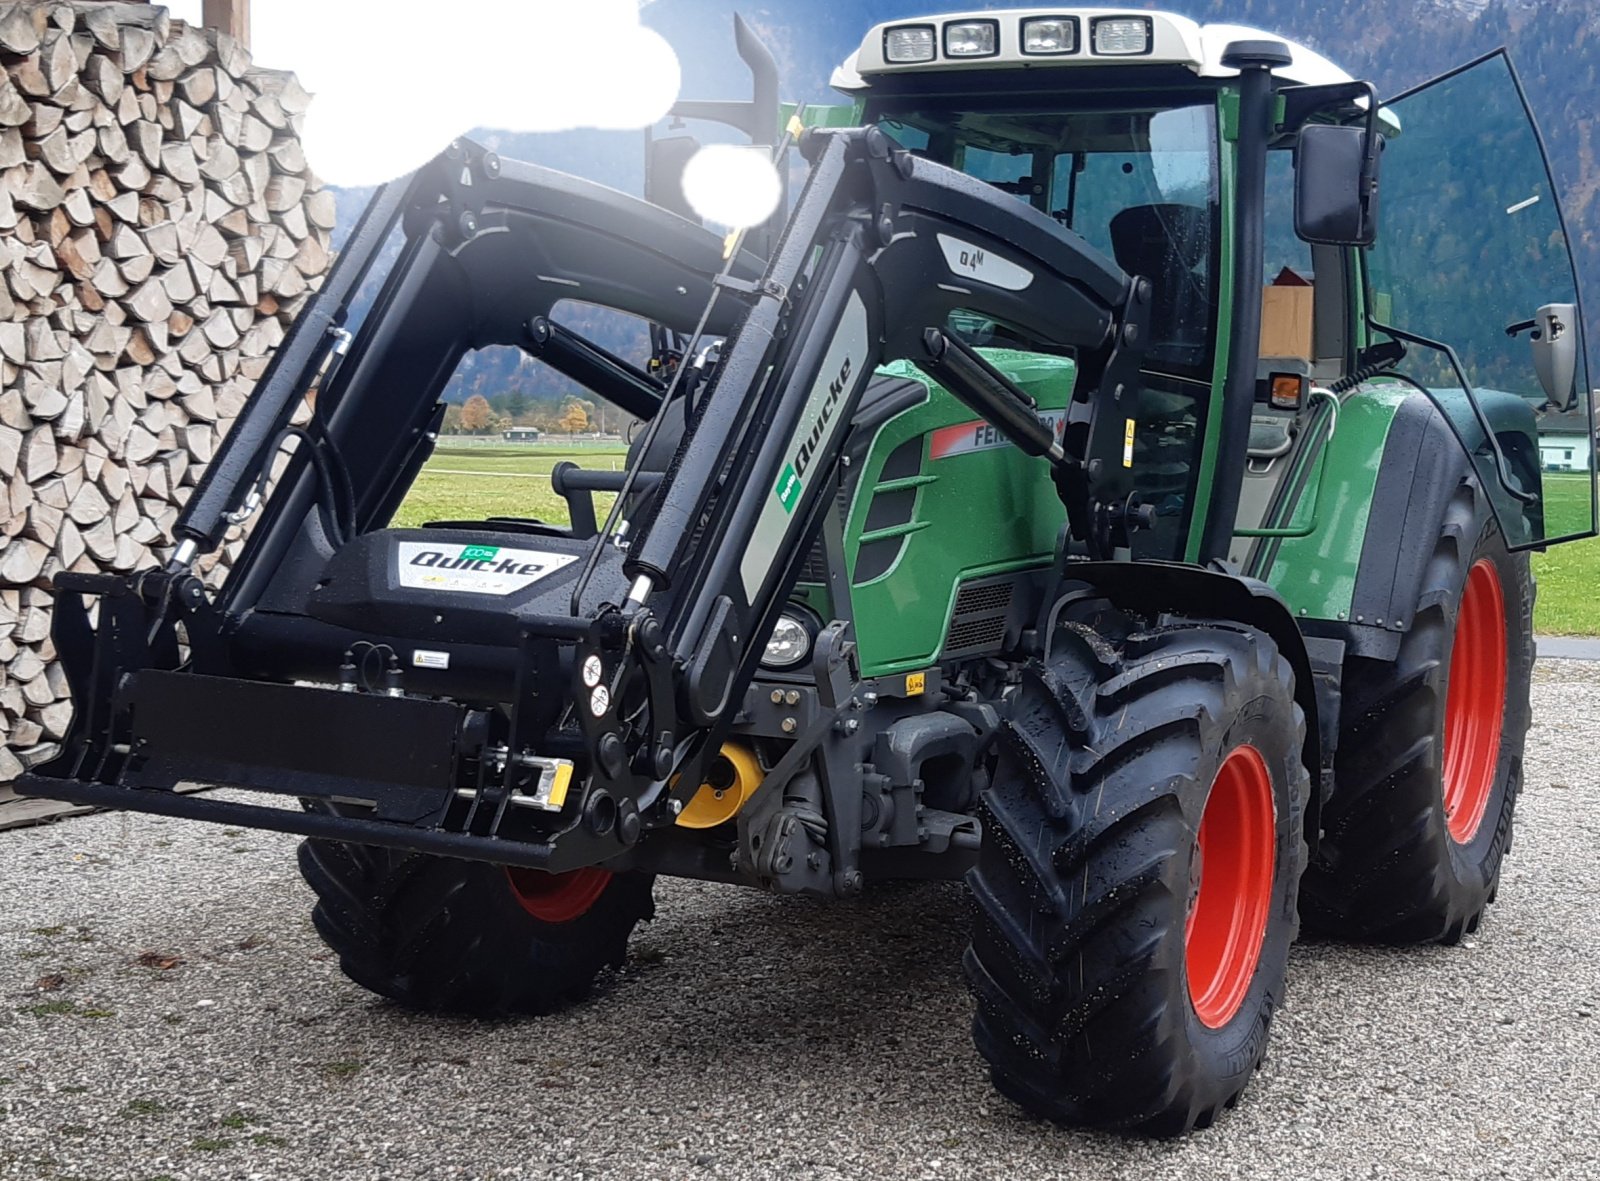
top-left (944, 20), bottom-right (999, 58)
top-left (1091, 16), bottom-right (1153, 56)
top-left (1021, 17), bottom-right (1078, 56)
top-left (884, 25), bottom-right (937, 63)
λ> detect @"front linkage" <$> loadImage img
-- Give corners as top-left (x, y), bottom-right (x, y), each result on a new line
top-left (19, 128), bottom-right (1148, 891)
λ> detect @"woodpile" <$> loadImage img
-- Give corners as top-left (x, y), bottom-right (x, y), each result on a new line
top-left (0, 2), bottom-right (332, 782)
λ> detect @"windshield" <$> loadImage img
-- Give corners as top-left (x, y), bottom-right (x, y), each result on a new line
top-left (872, 100), bottom-right (1220, 379)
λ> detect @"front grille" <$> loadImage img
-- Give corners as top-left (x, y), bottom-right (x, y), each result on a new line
top-left (943, 577), bottom-right (1016, 659)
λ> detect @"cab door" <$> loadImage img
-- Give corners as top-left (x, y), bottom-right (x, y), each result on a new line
top-left (1364, 50), bottom-right (1597, 547)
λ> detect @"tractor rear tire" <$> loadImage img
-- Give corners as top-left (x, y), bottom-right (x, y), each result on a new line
top-left (965, 604), bottom-right (1310, 1136)
top-left (298, 834), bottom-right (654, 1015)
top-left (1300, 477), bottom-right (1533, 944)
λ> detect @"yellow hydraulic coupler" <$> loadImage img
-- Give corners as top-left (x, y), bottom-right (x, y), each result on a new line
top-left (675, 744), bottom-right (762, 829)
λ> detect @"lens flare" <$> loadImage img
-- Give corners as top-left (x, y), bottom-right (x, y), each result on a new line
top-left (681, 145), bottom-right (783, 229)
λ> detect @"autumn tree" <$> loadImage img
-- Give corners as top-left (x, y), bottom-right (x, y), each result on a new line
top-left (461, 394), bottom-right (494, 434)
top-left (559, 402), bottom-right (589, 434)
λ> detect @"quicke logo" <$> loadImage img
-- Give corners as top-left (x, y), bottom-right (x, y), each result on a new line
top-left (410, 547), bottom-right (549, 577)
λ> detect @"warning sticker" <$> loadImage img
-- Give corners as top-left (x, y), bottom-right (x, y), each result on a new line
top-left (929, 410), bottom-right (1067, 461)
top-left (395, 542), bottom-right (579, 596)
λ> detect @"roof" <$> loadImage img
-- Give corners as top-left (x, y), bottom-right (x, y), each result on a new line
top-left (1536, 407), bottom-right (1597, 436)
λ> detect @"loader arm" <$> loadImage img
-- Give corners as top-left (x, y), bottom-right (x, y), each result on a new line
top-left (19, 130), bottom-right (1146, 875)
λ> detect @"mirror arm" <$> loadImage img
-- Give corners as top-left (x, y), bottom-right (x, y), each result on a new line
top-left (1356, 82), bottom-right (1383, 231)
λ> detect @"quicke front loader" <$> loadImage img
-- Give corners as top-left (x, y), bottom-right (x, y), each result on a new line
top-left (16, 8), bottom-right (1598, 1134)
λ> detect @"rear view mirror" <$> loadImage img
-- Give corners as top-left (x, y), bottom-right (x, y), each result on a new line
top-left (646, 133), bottom-right (702, 225)
top-left (1529, 302), bottom-right (1580, 408)
top-left (1295, 123), bottom-right (1383, 246)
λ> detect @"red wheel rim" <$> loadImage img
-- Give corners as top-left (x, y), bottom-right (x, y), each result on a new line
top-left (1185, 745), bottom-right (1277, 1030)
top-left (1442, 560), bottom-right (1507, 845)
top-left (504, 867), bottom-right (612, 924)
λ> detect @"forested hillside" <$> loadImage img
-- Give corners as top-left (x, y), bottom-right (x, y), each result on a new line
top-left (330, 0), bottom-right (1599, 423)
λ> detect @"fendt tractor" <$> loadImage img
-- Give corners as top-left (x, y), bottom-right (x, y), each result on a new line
top-left (16, 8), bottom-right (1598, 1134)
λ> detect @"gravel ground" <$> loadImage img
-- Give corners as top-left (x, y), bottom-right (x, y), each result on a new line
top-left (1, 660), bottom-right (1598, 1181)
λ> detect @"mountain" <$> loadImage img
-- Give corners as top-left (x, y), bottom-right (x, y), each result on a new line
top-left (325, 0), bottom-right (1600, 412)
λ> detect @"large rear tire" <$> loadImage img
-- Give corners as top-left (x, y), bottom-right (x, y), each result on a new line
top-left (965, 604), bottom-right (1310, 1136)
top-left (1300, 477), bottom-right (1533, 944)
top-left (298, 835), bottom-right (654, 1015)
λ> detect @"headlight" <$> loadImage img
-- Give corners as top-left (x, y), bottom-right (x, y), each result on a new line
top-left (944, 20), bottom-right (998, 58)
top-left (762, 611), bottom-right (813, 670)
top-left (1091, 16), bottom-right (1152, 56)
top-left (1021, 17), bottom-right (1078, 56)
top-left (883, 25), bottom-right (936, 64)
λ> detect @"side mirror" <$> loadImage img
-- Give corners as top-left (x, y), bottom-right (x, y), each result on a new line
top-left (1530, 302), bottom-right (1579, 409)
top-left (645, 133), bottom-right (702, 225)
top-left (1295, 123), bottom-right (1383, 247)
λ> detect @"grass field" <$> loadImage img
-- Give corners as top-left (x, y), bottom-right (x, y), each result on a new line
top-left (392, 444), bottom-right (627, 528)
top-left (397, 445), bottom-right (1600, 635)
top-left (1530, 473), bottom-right (1599, 636)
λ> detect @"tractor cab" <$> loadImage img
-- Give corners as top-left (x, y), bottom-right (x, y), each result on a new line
top-left (812, 10), bottom-right (1598, 564)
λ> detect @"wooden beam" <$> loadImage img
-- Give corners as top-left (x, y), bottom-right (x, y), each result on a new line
top-left (202, 0), bottom-right (250, 49)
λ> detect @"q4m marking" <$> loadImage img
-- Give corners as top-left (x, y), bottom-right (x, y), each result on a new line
top-left (931, 409), bottom-right (1067, 460)
top-left (935, 233), bottom-right (1035, 292)
top-left (741, 290), bottom-right (870, 598)
top-left (395, 542), bottom-right (581, 596)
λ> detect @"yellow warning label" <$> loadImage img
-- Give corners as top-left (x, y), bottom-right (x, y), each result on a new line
top-left (906, 672), bottom-right (927, 697)
top-left (786, 115), bottom-right (806, 139)
top-left (547, 763), bottom-right (574, 810)
top-left (1123, 418), bottom-right (1136, 468)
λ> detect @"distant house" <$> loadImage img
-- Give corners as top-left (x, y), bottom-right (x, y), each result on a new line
top-left (502, 426), bottom-right (542, 443)
top-left (1537, 402), bottom-right (1596, 472)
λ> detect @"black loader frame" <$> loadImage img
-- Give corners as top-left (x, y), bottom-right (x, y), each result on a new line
top-left (18, 128), bottom-right (1151, 882)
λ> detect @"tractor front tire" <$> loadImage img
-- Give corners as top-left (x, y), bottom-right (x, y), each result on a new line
top-left (965, 606), bottom-right (1310, 1136)
top-left (298, 835), bottom-right (654, 1015)
top-left (1300, 476), bottom-right (1533, 944)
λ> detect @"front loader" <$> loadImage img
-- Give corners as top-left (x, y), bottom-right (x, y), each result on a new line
top-left (16, 8), bottom-right (1597, 1136)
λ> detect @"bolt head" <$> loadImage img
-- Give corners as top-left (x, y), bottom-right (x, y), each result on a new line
top-left (770, 689), bottom-right (784, 705)
top-left (785, 690), bottom-right (801, 706)
top-left (781, 717), bottom-right (798, 734)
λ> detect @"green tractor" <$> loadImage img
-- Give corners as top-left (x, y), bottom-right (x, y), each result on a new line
top-left (18, 8), bottom-right (1596, 1136)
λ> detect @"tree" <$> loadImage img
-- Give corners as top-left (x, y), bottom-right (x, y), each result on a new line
top-left (497, 388), bottom-right (531, 420)
top-left (559, 402), bottom-right (589, 434)
top-left (440, 404), bottom-right (464, 434)
top-left (461, 394), bottom-right (494, 434)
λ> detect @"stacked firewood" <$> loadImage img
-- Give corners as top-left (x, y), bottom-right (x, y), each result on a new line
top-left (0, 2), bottom-right (332, 780)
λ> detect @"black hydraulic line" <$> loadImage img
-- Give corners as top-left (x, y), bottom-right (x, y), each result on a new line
top-left (524, 317), bottom-right (665, 421)
top-left (175, 174), bottom-right (413, 553)
top-left (915, 329), bottom-right (1065, 461)
top-left (1199, 41), bottom-right (1293, 565)
top-left (622, 134), bottom-right (852, 596)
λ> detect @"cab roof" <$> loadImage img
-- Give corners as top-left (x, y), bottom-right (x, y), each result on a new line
top-left (832, 8), bottom-right (1358, 91)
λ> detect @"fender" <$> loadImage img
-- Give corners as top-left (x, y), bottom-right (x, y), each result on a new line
top-left (1346, 388), bottom-right (1536, 661)
top-left (1264, 387), bottom-right (1540, 663)
top-left (1063, 561), bottom-right (1327, 852)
